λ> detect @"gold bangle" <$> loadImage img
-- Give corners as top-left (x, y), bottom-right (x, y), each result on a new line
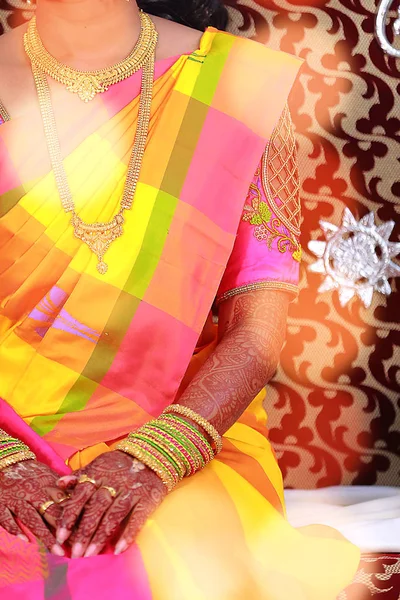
top-left (0, 429), bottom-right (12, 441)
top-left (0, 450), bottom-right (36, 471)
top-left (162, 405), bottom-right (223, 454)
top-left (0, 430), bottom-right (29, 449)
top-left (136, 426), bottom-right (187, 478)
top-left (116, 440), bottom-right (176, 492)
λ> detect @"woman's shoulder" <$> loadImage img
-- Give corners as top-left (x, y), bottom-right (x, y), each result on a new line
top-left (209, 26), bottom-right (303, 73)
top-left (202, 28), bottom-right (303, 138)
top-left (151, 16), bottom-right (206, 61)
top-left (0, 31), bottom-right (16, 122)
top-left (0, 22), bottom-right (27, 67)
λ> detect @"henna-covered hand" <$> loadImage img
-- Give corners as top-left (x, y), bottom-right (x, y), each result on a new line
top-left (0, 460), bottom-right (67, 555)
top-left (56, 450), bottom-right (167, 558)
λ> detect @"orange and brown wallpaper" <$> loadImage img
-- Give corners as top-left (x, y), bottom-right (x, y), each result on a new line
top-left (226, 0), bottom-right (400, 490)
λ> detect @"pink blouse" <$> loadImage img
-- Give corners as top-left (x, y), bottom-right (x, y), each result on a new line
top-left (217, 104), bottom-right (301, 303)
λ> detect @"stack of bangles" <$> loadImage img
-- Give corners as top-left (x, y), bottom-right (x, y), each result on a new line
top-left (0, 428), bottom-right (36, 471)
top-left (116, 404), bottom-right (223, 492)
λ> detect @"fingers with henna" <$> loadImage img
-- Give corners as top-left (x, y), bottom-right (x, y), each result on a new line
top-left (38, 488), bottom-right (69, 528)
top-left (13, 501), bottom-right (64, 556)
top-left (57, 474), bottom-right (79, 491)
top-left (114, 498), bottom-right (156, 555)
top-left (83, 490), bottom-right (141, 558)
top-left (56, 481), bottom-right (97, 545)
top-left (69, 487), bottom-right (115, 558)
top-left (0, 504), bottom-right (28, 542)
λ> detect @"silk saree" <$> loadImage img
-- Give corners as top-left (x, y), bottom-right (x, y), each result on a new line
top-left (0, 25), bottom-right (360, 600)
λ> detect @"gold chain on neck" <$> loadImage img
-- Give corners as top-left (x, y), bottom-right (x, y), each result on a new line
top-left (27, 14), bottom-right (157, 274)
top-left (24, 11), bottom-right (157, 102)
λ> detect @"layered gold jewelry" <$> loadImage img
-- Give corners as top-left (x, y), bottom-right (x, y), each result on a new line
top-left (26, 14), bottom-right (158, 274)
top-left (24, 12), bottom-right (158, 102)
top-left (116, 407), bottom-right (222, 492)
top-left (116, 440), bottom-right (177, 492)
top-left (0, 429), bottom-right (37, 471)
top-left (0, 450), bottom-right (36, 471)
top-left (162, 404), bottom-right (223, 454)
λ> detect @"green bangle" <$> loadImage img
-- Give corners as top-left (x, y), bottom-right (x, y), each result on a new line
top-left (157, 417), bottom-right (208, 461)
top-left (116, 441), bottom-right (176, 491)
top-left (163, 414), bottom-right (210, 444)
top-left (160, 414), bottom-right (214, 457)
top-left (0, 437), bottom-right (19, 445)
top-left (0, 429), bottom-right (15, 441)
top-left (139, 425), bottom-right (192, 475)
top-left (136, 428), bottom-right (187, 478)
top-left (129, 433), bottom-right (183, 479)
top-left (0, 445), bottom-right (29, 460)
top-left (152, 421), bottom-right (205, 469)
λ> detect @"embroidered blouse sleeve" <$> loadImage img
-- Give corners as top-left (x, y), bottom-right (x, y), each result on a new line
top-left (216, 105), bottom-right (302, 303)
top-left (0, 99), bottom-right (10, 124)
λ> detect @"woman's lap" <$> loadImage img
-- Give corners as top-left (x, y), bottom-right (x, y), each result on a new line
top-left (0, 406), bottom-right (360, 600)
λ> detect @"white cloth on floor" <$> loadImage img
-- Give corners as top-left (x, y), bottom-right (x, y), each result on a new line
top-left (284, 486), bottom-right (400, 553)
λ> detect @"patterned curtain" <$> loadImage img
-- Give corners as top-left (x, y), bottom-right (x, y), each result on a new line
top-left (1, 0), bottom-right (399, 489)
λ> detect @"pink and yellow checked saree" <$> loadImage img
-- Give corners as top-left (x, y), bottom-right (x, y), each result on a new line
top-left (0, 27), bottom-right (359, 600)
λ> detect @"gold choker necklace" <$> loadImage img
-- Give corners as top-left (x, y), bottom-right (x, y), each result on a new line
top-left (28, 15), bottom-right (157, 274)
top-left (24, 11), bottom-right (157, 102)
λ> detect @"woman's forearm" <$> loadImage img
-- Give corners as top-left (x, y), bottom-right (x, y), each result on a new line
top-left (176, 290), bottom-right (289, 435)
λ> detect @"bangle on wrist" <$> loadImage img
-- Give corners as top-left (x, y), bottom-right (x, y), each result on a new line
top-left (0, 431), bottom-right (36, 470)
top-left (117, 406), bottom-right (222, 491)
top-left (116, 440), bottom-right (176, 492)
top-left (0, 450), bottom-right (36, 471)
top-left (162, 404), bottom-right (223, 454)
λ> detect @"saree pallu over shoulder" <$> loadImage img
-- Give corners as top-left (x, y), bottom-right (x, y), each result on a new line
top-left (0, 29), bottom-right (302, 458)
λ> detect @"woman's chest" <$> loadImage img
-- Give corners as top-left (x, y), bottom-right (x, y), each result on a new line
top-left (0, 80), bottom-right (264, 340)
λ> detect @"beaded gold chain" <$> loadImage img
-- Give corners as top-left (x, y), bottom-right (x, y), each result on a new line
top-left (27, 15), bottom-right (158, 274)
top-left (24, 12), bottom-right (158, 102)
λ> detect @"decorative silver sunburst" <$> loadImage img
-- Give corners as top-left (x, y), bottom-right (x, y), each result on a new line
top-left (375, 0), bottom-right (400, 58)
top-left (308, 208), bottom-right (400, 308)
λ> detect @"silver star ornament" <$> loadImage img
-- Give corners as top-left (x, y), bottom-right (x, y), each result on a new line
top-left (308, 208), bottom-right (400, 308)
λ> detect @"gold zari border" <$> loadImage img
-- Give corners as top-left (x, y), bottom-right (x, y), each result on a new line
top-left (0, 99), bottom-right (10, 122)
top-left (217, 281), bottom-right (299, 304)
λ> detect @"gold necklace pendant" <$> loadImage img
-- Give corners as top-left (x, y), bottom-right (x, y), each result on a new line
top-left (24, 11), bottom-right (158, 102)
top-left (29, 20), bottom-right (156, 273)
top-left (71, 212), bottom-right (125, 274)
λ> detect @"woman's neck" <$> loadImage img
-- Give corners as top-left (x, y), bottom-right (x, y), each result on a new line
top-left (34, 0), bottom-right (141, 70)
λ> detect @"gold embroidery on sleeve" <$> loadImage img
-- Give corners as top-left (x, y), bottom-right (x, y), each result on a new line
top-left (0, 99), bottom-right (10, 123)
top-left (217, 281), bottom-right (299, 304)
top-left (262, 103), bottom-right (301, 237)
top-left (242, 105), bottom-right (302, 262)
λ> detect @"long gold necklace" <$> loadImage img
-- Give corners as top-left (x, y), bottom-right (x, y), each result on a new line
top-left (28, 17), bottom-right (157, 274)
top-left (24, 11), bottom-right (157, 102)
